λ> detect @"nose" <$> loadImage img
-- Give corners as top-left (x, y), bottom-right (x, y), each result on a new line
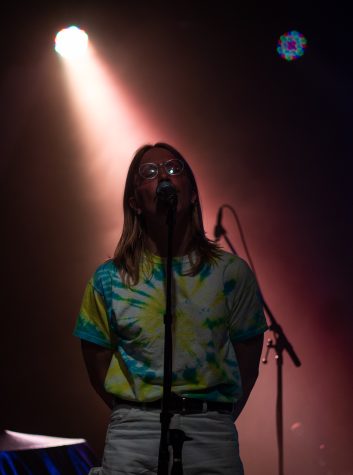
top-left (158, 163), bottom-right (169, 180)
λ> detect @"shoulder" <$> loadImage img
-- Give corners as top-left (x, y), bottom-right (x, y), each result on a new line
top-left (92, 259), bottom-right (119, 293)
top-left (94, 258), bottom-right (117, 277)
top-left (215, 250), bottom-right (252, 275)
top-left (212, 250), bottom-right (258, 293)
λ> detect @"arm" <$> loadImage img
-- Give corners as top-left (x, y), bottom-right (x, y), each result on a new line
top-left (81, 340), bottom-right (115, 409)
top-left (232, 333), bottom-right (264, 421)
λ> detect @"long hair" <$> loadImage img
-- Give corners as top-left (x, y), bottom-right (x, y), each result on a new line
top-left (113, 142), bottom-right (222, 286)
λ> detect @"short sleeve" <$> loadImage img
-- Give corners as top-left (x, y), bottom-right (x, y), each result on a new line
top-left (73, 278), bottom-right (115, 349)
top-left (227, 258), bottom-right (268, 343)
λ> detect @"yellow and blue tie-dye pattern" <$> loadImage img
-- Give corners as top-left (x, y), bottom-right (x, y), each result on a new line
top-left (73, 250), bottom-right (268, 403)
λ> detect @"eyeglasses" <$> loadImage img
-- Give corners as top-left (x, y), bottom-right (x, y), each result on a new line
top-left (138, 159), bottom-right (184, 180)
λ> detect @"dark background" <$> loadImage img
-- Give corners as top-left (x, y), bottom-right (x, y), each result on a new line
top-left (1, 2), bottom-right (352, 474)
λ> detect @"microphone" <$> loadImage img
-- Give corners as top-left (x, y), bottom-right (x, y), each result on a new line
top-left (156, 180), bottom-right (178, 206)
top-left (214, 206), bottom-right (224, 241)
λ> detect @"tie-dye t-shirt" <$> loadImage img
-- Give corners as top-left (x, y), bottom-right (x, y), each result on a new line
top-left (73, 250), bottom-right (267, 403)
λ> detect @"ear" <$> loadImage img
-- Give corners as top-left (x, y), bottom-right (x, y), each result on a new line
top-left (129, 196), bottom-right (142, 215)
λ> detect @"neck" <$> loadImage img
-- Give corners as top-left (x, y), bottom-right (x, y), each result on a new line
top-left (143, 213), bottom-right (193, 258)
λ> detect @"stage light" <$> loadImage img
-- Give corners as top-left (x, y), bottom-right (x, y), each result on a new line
top-left (55, 26), bottom-right (89, 60)
top-left (277, 30), bottom-right (307, 61)
top-left (55, 26), bottom-right (160, 252)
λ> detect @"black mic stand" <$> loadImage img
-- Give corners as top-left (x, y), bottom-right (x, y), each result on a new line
top-left (214, 217), bottom-right (238, 255)
top-left (261, 301), bottom-right (301, 475)
top-left (214, 207), bottom-right (301, 475)
top-left (157, 197), bottom-right (188, 475)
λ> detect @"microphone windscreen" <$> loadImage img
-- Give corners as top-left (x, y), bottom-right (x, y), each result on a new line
top-left (156, 181), bottom-right (177, 202)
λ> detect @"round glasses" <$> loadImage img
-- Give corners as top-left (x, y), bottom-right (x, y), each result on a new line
top-left (138, 159), bottom-right (184, 180)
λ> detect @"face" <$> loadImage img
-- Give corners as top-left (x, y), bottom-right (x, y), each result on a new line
top-left (129, 147), bottom-right (196, 220)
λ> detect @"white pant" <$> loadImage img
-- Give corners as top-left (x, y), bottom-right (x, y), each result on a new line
top-left (89, 403), bottom-right (244, 475)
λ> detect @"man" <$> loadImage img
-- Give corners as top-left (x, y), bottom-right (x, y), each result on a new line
top-left (74, 142), bottom-right (268, 474)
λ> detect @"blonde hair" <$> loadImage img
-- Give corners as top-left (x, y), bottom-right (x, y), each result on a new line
top-left (113, 142), bottom-right (221, 286)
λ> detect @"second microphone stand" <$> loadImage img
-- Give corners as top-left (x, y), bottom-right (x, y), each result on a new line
top-left (215, 205), bottom-right (301, 475)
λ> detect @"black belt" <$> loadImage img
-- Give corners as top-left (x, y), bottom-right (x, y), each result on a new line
top-left (114, 393), bottom-right (233, 414)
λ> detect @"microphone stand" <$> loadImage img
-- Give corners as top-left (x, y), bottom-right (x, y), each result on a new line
top-left (214, 205), bottom-right (238, 255)
top-left (157, 197), bottom-right (187, 475)
top-left (214, 207), bottom-right (301, 475)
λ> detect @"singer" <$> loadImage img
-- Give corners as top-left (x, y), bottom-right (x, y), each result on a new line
top-left (73, 142), bottom-right (268, 475)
